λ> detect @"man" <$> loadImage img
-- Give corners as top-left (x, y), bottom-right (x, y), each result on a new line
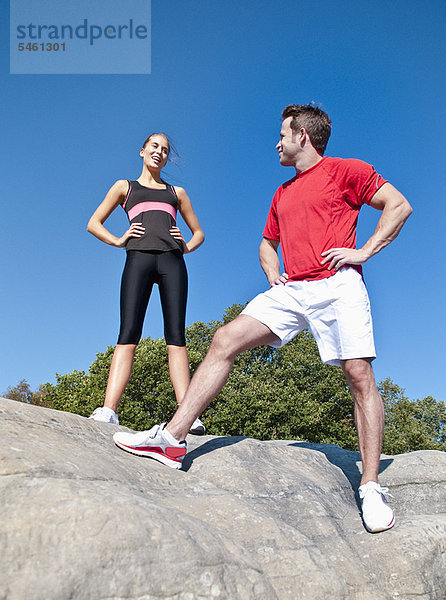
top-left (113, 104), bottom-right (412, 533)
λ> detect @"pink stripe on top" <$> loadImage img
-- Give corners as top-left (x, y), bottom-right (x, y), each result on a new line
top-left (122, 181), bottom-right (132, 209)
top-left (128, 201), bottom-right (177, 222)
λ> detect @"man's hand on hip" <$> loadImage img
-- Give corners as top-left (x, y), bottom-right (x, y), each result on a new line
top-left (321, 248), bottom-right (370, 271)
top-left (270, 272), bottom-right (289, 286)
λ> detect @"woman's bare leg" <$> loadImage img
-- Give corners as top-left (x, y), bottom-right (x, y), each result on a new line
top-left (167, 344), bottom-right (190, 404)
top-left (103, 344), bottom-right (137, 412)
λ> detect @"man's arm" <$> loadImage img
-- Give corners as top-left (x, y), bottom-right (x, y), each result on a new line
top-left (321, 182), bottom-right (413, 271)
top-left (259, 237), bottom-right (289, 286)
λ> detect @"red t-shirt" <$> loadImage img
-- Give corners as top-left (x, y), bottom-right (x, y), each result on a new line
top-left (263, 157), bottom-right (387, 281)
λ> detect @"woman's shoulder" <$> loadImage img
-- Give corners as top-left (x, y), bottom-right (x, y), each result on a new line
top-left (115, 178), bottom-right (131, 187)
top-left (108, 179), bottom-right (131, 207)
top-left (170, 185), bottom-right (188, 199)
top-left (109, 179), bottom-right (131, 193)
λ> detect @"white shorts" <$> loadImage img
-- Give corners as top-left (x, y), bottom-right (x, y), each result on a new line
top-left (241, 267), bottom-right (375, 366)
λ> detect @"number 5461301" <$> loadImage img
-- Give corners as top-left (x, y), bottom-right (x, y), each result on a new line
top-left (18, 42), bottom-right (66, 51)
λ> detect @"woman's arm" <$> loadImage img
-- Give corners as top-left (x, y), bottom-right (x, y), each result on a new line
top-left (87, 180), bottom-right (145, 247)
top-left (170, 187), bottom-right (205, 253)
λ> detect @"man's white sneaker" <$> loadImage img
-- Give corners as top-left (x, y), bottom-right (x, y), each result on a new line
top-left (113, 423), bottom-right (187, 469)
top-left (359, 481), bottom-right (395, 533)
top-left (89, 406), bottom-right (119, 425)
top-left (189, 417), bottom-right (206, 435)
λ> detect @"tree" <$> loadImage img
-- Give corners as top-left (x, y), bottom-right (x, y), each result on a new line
top-left (3, 379), bottom-right (49, 406)
top-left (41, 304), bottom-right (357, 446)
top-left (203, 313), bottom-right (357, 448)
top-left (380, 378), bottom-right (446, 454)
top-left (39, 303), bottom-right (445, 453)
top-left (3, 379), bottom-right (33, 403)
top-left (42, 340), bottom-right (179, 431)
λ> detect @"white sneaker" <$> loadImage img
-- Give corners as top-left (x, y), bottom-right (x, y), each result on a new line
top-left (359, 481), bottom-right (395, 533)
top-left (189, 417), bottom-right (206, 435)
top-left (89, 407), bottom-right (119, 425)
top-left (113, 423), bottom-right (187, 469)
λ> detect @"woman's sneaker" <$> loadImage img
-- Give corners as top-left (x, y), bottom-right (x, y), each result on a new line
top-left (113, 423), bottom-right (187, 469)
top-left (189, 417), bottom-right (206, 435)
top-left (89, 407), bottom-right (119, 425)
top-left (359, 481), bottom-right (395, 533)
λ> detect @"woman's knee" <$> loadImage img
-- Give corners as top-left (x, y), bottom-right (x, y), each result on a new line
top-left (113, 343), bottom-right (138, 360)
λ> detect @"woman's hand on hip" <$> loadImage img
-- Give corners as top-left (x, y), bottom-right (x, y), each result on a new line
top-left (116, 223), bottom-right (145, 247)
top-left (169, 226), bottom-right (189, 253)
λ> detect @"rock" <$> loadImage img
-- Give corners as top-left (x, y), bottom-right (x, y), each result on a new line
top-left (0, 396), bottom-right (445, 600)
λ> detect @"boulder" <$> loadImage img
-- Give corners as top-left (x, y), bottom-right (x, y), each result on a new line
top-left (0, 397), bottom-right (445, 599)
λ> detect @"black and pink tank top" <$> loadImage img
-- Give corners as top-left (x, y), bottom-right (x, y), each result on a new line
top-left (122, 180), bottom-right (183, 252)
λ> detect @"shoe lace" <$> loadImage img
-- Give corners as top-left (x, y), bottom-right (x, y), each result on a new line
top-left (148, 424), bottom-right (163, 439)
top-left (377, 486), bottom-right (393, 500)
top-left (360, 484), bottom-right (393, 500)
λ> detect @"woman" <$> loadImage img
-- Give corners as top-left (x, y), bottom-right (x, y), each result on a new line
top-left (87, 133), bottom-right (205, 434)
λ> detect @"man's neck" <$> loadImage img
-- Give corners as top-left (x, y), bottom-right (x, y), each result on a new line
top-left (294, 151), bottom-right (324, 176)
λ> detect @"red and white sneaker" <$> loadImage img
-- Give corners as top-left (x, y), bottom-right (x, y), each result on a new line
top-left (359, 481), bottom-right (395, 533)
top-left (113, 423), bottom-right (187, 469)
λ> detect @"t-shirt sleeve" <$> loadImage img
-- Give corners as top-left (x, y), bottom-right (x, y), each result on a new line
top-left (263, 189), bottom-right (281, 240)
top-left (341, 159), bottom-right (387, 207)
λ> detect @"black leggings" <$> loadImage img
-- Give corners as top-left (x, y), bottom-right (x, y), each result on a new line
top-left (117, 250), bottom-right (188, 346)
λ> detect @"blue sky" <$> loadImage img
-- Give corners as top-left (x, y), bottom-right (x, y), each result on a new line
top-left (1, 0), bottom-right (445, 404)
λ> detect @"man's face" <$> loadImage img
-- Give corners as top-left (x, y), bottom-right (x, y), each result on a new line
top-left (276, 117), bottom-right (302, 166)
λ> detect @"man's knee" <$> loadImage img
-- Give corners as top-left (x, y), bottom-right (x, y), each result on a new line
top-left (210, 323), bottom-right (239, 358)
top-left (209, 314), bottom-right (274, 360)
top-left (342, 358), bottom-right (376, 392)
top-left (210, 316), bottom-right (252, 358)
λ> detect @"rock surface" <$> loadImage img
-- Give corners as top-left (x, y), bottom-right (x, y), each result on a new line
top-left (1, 396), bottom-right (445, 600)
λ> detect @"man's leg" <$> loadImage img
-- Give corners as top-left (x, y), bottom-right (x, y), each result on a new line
top-left (342, 358), bottom-right (395, 532)
top-left (341, 358), bottom-right (384, 484)
top-left (166, 314), bottom-right (278, 441)
top-left (113, 314), bottom-right (278, 467)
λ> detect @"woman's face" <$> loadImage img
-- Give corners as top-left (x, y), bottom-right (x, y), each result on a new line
top-left (140, 135), bottom-right (170, 170)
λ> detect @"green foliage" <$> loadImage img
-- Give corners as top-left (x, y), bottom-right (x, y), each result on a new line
top-left (204, 323), bottom-right (357, 448)
top-left (380, 378), bottom-right (446, 454)
top-left (3, 379), bottom-right (34, 403)
top-left (37, 303), bottom-right (445, 453)
top-left (3, 379), bottom-right (49, 407)
top-left (42, 340), bottom-right (179, 430)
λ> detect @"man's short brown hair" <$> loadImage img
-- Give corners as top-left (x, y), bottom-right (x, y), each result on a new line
top-left (282, 104), bottom-right (332, 155)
